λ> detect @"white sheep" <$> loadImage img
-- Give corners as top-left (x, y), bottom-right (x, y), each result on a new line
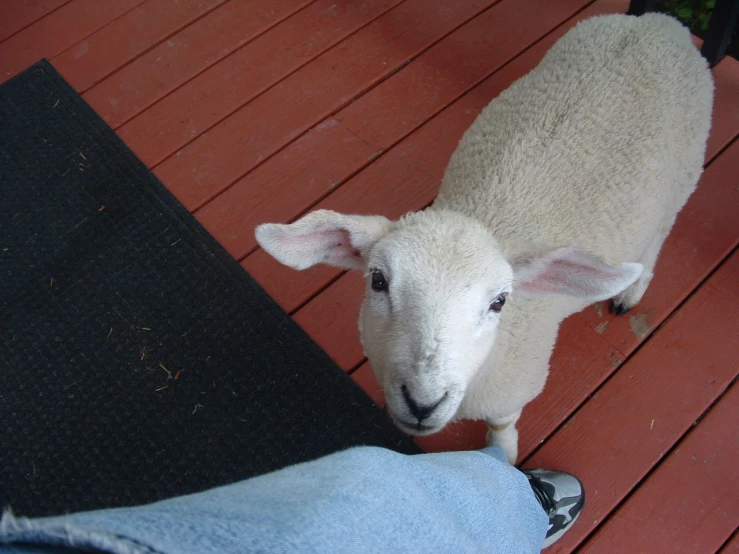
top-left (255, 13), bottom-right (714, 464)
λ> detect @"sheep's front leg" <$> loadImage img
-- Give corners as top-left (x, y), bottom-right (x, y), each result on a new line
top-left (485, 411), bottom-right (522, 465)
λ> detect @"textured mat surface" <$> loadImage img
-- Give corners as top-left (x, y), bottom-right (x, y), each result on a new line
top-left (0, 61), bottom-right (420, 518)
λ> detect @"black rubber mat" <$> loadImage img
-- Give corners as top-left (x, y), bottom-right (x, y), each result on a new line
top-left (0, 61), bottom-right (420, 518)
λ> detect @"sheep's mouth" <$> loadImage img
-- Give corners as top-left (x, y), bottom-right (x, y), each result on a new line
top-left (394, 418), bottom-right (439, 435)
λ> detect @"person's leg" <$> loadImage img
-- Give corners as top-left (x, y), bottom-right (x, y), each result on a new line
top-left (1, 446), bottom-right (563, 554)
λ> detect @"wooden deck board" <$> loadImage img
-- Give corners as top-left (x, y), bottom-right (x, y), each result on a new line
top-left (332, 0), bottom-right (598, 148)
top-left (154, 0), bottom-right (507, 211)
top-left (0, 0), bottom-right (148, 82)
top-left (580, 382), bottom-right (739, 554)
top-left (117, 0), bottom-right (405, 168)
top-left (523, 250), bottom-right (739, 552)
top-left (720, 533), bottom-right (739, 554)
top-left (0, 0), bottom-right (72, 43)
top-left (51, 0), bottom-right (229, 92)
top-left (81, 0), bottom-right (315, 129)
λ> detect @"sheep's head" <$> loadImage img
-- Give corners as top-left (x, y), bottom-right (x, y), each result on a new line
top-left (256, 209), bottom-right (641, 436)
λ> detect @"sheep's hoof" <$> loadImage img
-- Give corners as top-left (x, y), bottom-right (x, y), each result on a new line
top-left (609, 300), bottom-right (631, 316)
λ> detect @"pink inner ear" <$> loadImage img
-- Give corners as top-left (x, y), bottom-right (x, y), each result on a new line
top-left (522, 279), bottom-right (557, 294)
top-left (273, 228), bottom-right (357, 266)
top-left (521, 257), bottom-right (621, 295)
top-left (321, 230), bottom-right (361, 265)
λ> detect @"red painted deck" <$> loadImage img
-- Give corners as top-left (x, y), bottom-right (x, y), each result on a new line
top-left (2, 1), bottom-right (737, 551)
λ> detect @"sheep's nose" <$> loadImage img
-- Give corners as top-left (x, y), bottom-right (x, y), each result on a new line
top-left (401, 385), bottom-right (447, 422)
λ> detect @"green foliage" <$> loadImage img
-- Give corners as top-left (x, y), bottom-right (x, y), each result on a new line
top-left (657, 0), bottom-right (738, 60)
top-left (658, 0), bottom-right (715, 31)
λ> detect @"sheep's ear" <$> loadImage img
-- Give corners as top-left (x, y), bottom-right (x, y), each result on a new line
top-left (510, 245), bottom-right (643, 303)
top-left (255, 209), bottom-right (393, 271)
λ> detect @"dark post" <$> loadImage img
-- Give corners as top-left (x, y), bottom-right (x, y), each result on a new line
top-left (701, 0), bottom-right (739, 67)
top-left (627, 0), bottom-right (658, 16)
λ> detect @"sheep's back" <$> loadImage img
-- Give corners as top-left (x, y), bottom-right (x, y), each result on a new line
top-left (436, 13), bottom-right (713, 262)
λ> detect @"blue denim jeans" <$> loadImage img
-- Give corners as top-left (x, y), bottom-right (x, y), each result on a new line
top-left (1, 445), bottom-right (547, 554)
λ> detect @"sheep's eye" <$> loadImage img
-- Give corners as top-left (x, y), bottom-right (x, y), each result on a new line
top-left (489, 293), bottom-right (508, 313)
top-left (371, 270), bottom-right (388, 292)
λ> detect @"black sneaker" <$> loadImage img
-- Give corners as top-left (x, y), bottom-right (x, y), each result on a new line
top-left (522, 469), bottom-right (585, 548)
